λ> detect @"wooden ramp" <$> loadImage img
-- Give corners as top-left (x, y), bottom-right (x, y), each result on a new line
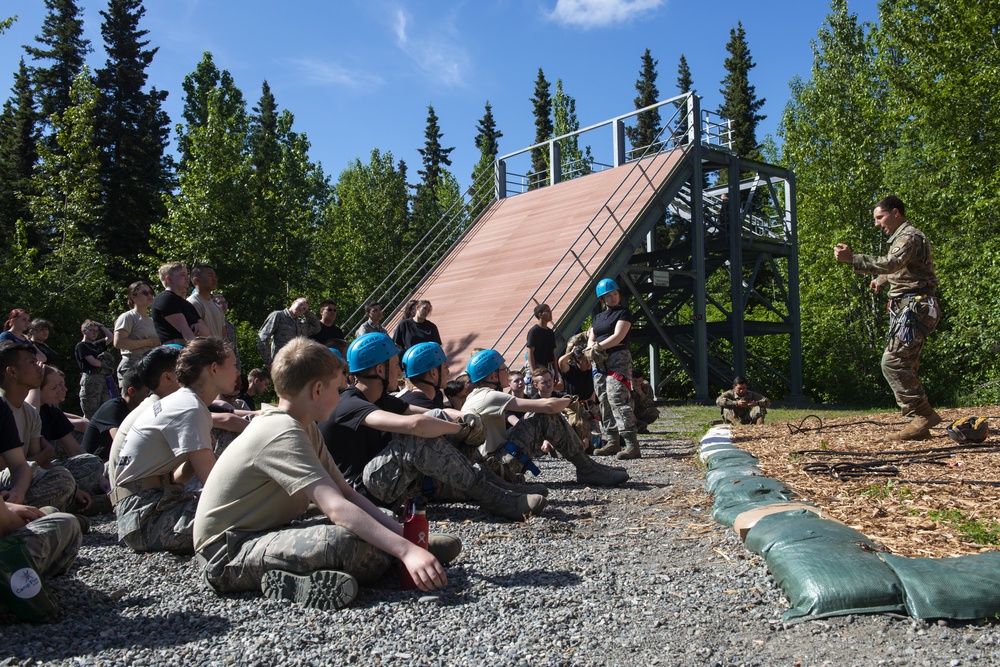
top-left (388, 149), bottom-right (688, 370)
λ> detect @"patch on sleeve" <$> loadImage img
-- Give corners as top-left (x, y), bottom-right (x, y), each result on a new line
top-left (891, 246), bottom-right (902, 254)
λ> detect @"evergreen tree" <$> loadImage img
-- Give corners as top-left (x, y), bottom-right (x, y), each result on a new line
top-left (528, 68), bottom-right (552, 189)
top-left (0, 59), bottom-right (39, 238)
top-left (552, 79), bottom-right (592, 179)
top-left (625, 49), bottom-right (661, 158)
top-left (94, 0), bottom-right (172, 284)
top-left (410, 104), bottom-right (454, 246)
top-left (177, 52), bottom-right (245, 169)
top-left (470, 101), bottom-right (502, 218)
top-left (719, 21), bottom-right (765, 159)
top-left (24, 0), bottom-right (91, 135)
top-left (676, 54), bottom-right (692, 144)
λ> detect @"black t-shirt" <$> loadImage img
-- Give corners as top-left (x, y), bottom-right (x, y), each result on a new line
top-left (0, 397), bottom-right (23, 455)
top-left (319, 386), bottom-right (409, 490)
top-left (392, 318), bottom-right (441, 354)
top-left (562, 364), bottom-right (595, 401)
top-left (592, 305), bottom-right (632, 353)
top-left (39, 404), bottom-right (75, 443)
top-left (35, 342), bottom-right (62, 369)
top-left (311, 323), bottom-right (345, 346)
top-left (526, 325), bottom-right (556, 368)
top-left (81, 397), bottom-right (130, 461)
top-left (151, 290), bottom-right (200, 342)
top-left (75, 340), bottom-right (106, 373)
top-left (396, 388), bottom-right (443, 410)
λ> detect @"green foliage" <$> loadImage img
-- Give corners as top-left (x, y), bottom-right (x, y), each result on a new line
top-left (719, 21), bottom-right (765, 160)
top-left (0, 59), bottom-right (39, 238)
top-left (625, 48), bottom-right (661, 157)
top-left (469, 101), bottom-right (502, 218)
top-left (411, 104), bottom-right (454, 248)
top-left (24, 0), bottom-right (91, 133)
top-left (675, 54), bottom-right (692, 144)
top-left (927, 508), bottom-right (1000, 546)
top-left (528, 67), bottom-right (552, 189)
top-left (860, 480), bottom-right (912, 500)
top-left (551, 79), bottom-right (592, 180)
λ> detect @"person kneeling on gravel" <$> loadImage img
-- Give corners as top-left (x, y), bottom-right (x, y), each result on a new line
top-left (462, 350), bottom-right (630, 488)
top-left (318, 333), bottom-right (546, 522)
top-left (194, 339), bottom-right (457, 610)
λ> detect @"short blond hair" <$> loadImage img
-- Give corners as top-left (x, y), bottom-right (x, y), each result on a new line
top-left (271, 338), bottom-right (345, 398)
top-left (158, 262), bottom-right (186, 285)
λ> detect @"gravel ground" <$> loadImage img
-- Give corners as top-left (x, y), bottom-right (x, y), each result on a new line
top-left (2, 409), bottom-right (999, 666)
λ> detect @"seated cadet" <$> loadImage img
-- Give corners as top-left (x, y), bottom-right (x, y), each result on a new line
top-left (112, 338), bottom-right (239, 553)
top-left (462, 350), bottom-right (630, 488)
top-left (396, 342), bottom-right (452, 410)
top-left (0, 343), bottom-right (78, 512)
top-left (81, 368), bottom-right (150, 462)
top-left (319, 333), bottom-right (546, 522)
top-left (195, 339), bottom-right (459, 610)
top-left (716, 375), bottom-right (771, 426)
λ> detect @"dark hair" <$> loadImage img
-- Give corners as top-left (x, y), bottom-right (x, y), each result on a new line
top-left (319, 300), bottom-right (337, 311)
top-left (127, 280), bottom-right (154, 307)
top-left (364, 300), bottom-right (381, 315)
top-left (175, 337), bottom-right (231, 387)
top-left (190, 264), bottom-right (214, 282)
top-left (120, 367), bottom-right (145, 393)
top-left (444, 379), bottom-right (468, 399)
top-left (137, 345), bottom-right (181, 391)
top-left (732, 375), bottom-right (748, 387)
top-left (874, 195), bottom-right (905, 216)
top-left (327, 338), bottom-right (349, 356)
top-left (0, 341), bottom-right (37, 381)
top-left (29, 318), bottom-right (52, 333)
top-left (533, 303), bottom-right (551, 319)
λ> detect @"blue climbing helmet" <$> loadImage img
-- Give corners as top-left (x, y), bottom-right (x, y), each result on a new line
top-left (467, 349), bottom-right (506, 383)
top-left (402, 342), bottom-right (447, 378)
top-left (328, 348), bottom-right (345, 362)
top-left (596, 278), bottom-right (619, 298)
top-left (346, 332), bottom-right (398, 373)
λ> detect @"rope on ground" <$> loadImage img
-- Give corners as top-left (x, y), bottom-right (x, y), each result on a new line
top-left (797, 440), bottom-right (1000, 481)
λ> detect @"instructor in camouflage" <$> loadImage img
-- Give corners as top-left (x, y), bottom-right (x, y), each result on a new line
top-left (834, 195), bottom-right (941, 440)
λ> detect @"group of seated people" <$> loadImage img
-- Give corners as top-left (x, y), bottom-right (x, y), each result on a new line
top-left (1, 316), bottom-right (638, 615)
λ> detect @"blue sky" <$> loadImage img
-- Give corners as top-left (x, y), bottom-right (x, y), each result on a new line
top-left (0, 0), bottom-right (879, 188)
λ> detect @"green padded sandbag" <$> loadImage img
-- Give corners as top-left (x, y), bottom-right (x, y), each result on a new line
top-left (711, 478), bottom-right (797, 527)
top-left (702, 449), bottom-right (760, 471)
top-left (705, 467), bottom-right (761, 495)
top-left (880, 552), bottom-right (1000, 620)
top-left (745, 511), bottom-right (905, 621)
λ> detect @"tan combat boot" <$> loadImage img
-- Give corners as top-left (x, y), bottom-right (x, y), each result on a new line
top-left (616, 438), bottom-right (641, 460)
top-left (470, 478), bottom-right (546, 520)
top-left (890, 402), bottom-right (943, 441)
top-left (570, 453), bottom-right (630, 486)
top-left (593, 441), bottom-right (622, 456)
top-left (481, 464), bottom-right (549, 497)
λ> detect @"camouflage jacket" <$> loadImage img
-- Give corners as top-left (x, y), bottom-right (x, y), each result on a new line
top-left (257, 309), bottom-right (320, 366)
top-left (851, 221), bottom-right (938, 298)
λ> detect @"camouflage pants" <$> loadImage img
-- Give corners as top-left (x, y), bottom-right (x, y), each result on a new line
top-left (198, 517), bottom-right (394, 594)
top-left (363, 434), bottom-right (483, 509)
top-left (508, 412), bottom-right (586, 459)
top-left (0, 463), bottom-right (76, 512)
top-left (4, 512), bottom-right (82, 577)
top-left (594, 349), bottom-right (638, 449)
top-left (882, 296), bottom-right (940, 414)
top-left (722, 406), bottom-right (767, 425)
top-left (57, 453), bottom-right (105, 495)
top-left (79, 372), bottom-right (112, 420)
top-left (115, 484), bottom-right (198, 554)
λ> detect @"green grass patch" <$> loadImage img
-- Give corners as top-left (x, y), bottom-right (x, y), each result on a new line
top-left (927, 508), bottom-right (1000, 545)
top-left (860, 480), bottom-right (912, 500)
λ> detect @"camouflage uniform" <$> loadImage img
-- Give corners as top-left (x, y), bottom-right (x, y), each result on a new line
top-left (716, 389), bottom-right (771, 424)
top-left (632, 379), bottom-right (660, 428)
top-left (595, 349), bottom-right (639, 449)
top-left (115, 484), bottom-right (198, 554)
top-left (4, 512), bottom-right (82, 577)
top-left (199, 517), bottom-right (393, 593)
top-left (0, 463), bottom-right (76, 512)
top-left (58, 453), bottom-right (105, 496)
top-left (852, 221), bottom-right (940, 414)
top-left (79, 351), bottom-right (117, 419)
top-left (257, 309), bottom-right (321, 367)
top-left (363, 433), bottom-right (487, 509)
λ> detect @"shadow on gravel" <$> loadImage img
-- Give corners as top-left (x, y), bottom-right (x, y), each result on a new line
top-left (467, 566), bottom-right (583, 589)
top-left (0, 579), bottom-right (232, 661)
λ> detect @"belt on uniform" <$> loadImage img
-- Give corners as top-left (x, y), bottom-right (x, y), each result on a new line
top-left (109, 472), bottom-right (174, 506)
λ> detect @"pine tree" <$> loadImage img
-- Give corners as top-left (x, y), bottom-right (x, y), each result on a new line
top-left (676, 54), bottom-right (693, 144)
top-left (0, 60), bottom-right (39, 238)
top-left (528, 68), bottom-right (552, 189)
top-left (177, 52), bottom-right (245, 169)
top-left (410, 104), bottom-right (454, 246)
top-left (719, 21), bottom-right (765, 159)
top-left (470, 101), bottom-right (502, 217)
top-left (625, 49), bottom-right (661, 158)
top-left (24, 0), bottom-right (91, 135)
top-left (552, 79), bottom-right (592, 179)
top-left (94, 0), bottom-right (172, 284)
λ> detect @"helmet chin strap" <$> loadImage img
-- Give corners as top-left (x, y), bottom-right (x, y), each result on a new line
top-left (413, 367), bottom-right (443, 392)
top-left (356, 361), bottom-right (389, 395)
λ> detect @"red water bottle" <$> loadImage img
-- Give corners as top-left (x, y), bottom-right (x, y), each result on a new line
top-left (400, 495), bottom-right (429, 590)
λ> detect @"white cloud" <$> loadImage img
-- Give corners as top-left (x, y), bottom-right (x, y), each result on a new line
top-left (289, 57), bottom-right (384, 91)
top-left (390, 6), bottom-right (469, 88)
top-left (548, 0), bottom-right (664, 28)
